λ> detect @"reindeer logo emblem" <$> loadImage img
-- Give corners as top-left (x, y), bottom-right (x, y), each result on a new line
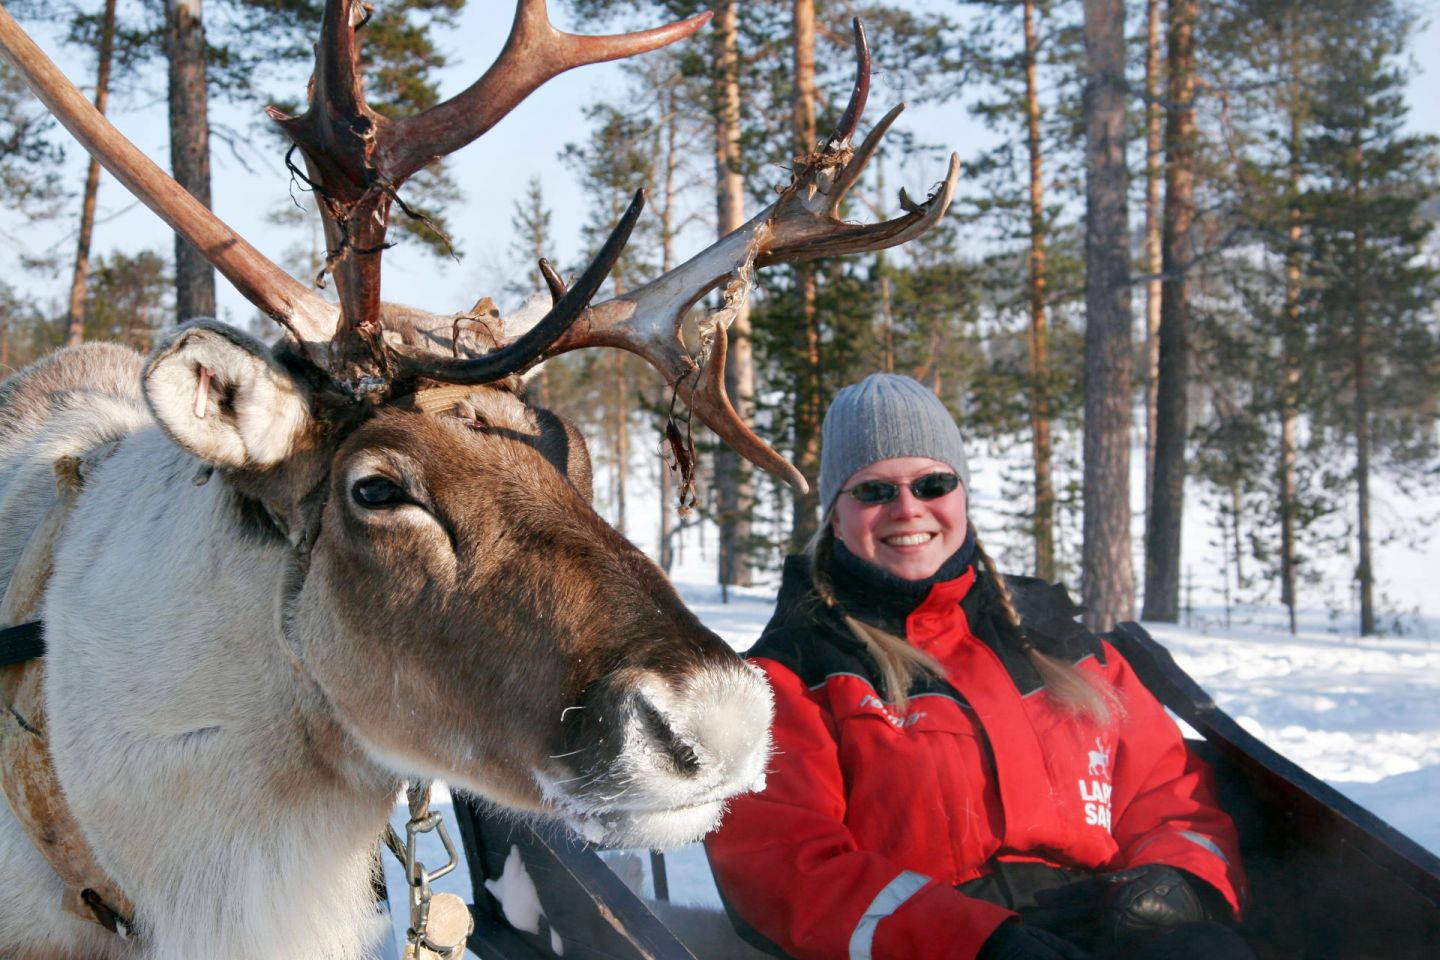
top-left (1088, 738), bottom-right (1110, 778)
top-left (1080, 738), bottom-right (1114, 830)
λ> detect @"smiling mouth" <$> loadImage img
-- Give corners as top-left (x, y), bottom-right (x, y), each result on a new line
top-left (882, 532), bottom-right (936, 547)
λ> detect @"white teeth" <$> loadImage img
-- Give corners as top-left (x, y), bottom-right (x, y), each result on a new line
top-left (884, 533), bottom-right (933, 546)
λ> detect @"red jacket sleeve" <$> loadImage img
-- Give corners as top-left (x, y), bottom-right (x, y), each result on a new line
top-left (1102, 642), bottom-right (1248, 917)
top-left (705, 658), bottom-right (1015, 960)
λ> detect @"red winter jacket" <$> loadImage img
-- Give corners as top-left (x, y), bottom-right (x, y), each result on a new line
top-left (705, 556), bottom-right (1245, 960)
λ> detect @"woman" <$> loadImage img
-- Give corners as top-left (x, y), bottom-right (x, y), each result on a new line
top-left (706, 374), bottom-right (1251, 960)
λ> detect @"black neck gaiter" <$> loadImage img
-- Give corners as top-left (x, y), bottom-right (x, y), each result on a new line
top-left (828, 530), bottom-right (978, 627)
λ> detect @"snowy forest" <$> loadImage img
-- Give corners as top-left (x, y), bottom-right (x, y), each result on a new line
top-left (0, 0), bottom-right (1436, 638)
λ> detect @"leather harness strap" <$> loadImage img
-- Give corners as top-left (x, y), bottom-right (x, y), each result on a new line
top-left (0, 452), bottom-right (136, 937)
top-left (0, 621), bottom-right (43, 667)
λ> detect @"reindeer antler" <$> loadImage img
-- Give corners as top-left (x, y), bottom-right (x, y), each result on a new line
top-left (544, 20), bottom-right (958, 492)
top-left (268, 0), bottom-right (712, 386)
top-left (0, 1), bottom-right (706, 393)
top-left (582, 19), bottom-right (957, 492)
top-left (1, 5), bottom-right (958, 494)
top-left (388, 191), bottom-right (646, 383)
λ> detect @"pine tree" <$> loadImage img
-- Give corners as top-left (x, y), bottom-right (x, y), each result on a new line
top-left (82, 249), bottom-right (174, 350)
top-left (951, 0), bottom-right (1088, 580)
top-left (1141, 0), bottom-right (1164, 514)
top-left (1142, 0), bottom-right (1198, 622)
top-left (507, 174), bottom-right (556, 408)
top-left (1201, 0), bottom-right (1336, 633)
top-left (1301, 2), bottom-right (1440, 635)
top-left (565, 0), bottom-right (777, 581)
top-left (146, 0), bottom-right (469, 320)
top-left (165, 0), bottom-right (214, 321)
top-left (562, 102), bottom-right (662, 534)
top-left (0, 53), bottom-right (66, 222)
top-left (712, 0), bottom-right (757, 590)
top-left (65, 0), bottom-right (118, 347)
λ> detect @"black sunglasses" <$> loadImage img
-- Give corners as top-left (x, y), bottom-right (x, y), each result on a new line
top-left (842, 472), bottom-right (961, 506)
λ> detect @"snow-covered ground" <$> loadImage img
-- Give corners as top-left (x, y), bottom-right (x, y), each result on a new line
top-left (395, 564), bottom-right (1440, 955)
top-left (1142, 617), bottom-right (1440, 856)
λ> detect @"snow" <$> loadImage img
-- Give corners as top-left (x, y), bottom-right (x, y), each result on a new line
top-left (1142, 619), bottom-right (1440, 856)
top-left (482, 845), bottom-right (545, 936)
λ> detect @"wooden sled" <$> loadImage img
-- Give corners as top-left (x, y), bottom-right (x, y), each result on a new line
top-left (446, 622), bottom-right (1440, 960)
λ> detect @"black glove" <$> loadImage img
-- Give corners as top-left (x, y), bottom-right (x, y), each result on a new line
top-left (1021, 876), bottom-right (1109, 950)
top-left (978, 921), bottom-right (1093, 960)
top-left (1099, 865), bottom-right (1210, 946)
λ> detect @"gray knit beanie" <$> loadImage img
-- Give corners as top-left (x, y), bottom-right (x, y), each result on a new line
top-left (819, 373), bottom-right (970, 513)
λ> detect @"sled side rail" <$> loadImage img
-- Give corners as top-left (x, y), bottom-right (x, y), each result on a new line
top-left (450, 793), bottom-right (697, 960)
top-left (1110, 621), bottom-right (1440, 958)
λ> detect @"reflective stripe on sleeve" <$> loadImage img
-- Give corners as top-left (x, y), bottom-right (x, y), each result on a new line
top-left (1179, 830), bottom-right (1230, 865)
top-left (848, 870), bottom-right (932, 960)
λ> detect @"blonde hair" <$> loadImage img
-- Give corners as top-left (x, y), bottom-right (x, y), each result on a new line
top-left (806, 522), bottom-right (1123, 723)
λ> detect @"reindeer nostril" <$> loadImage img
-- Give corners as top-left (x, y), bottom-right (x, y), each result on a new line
top-left (635, 695), bottom-right (701, 776)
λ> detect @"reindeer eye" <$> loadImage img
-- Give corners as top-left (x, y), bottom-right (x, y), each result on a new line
top-left (352, 476), bottom-right (407, 509)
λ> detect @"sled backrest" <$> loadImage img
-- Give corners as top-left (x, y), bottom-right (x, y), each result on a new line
top-left (1109, 623), bottom-right (1440, 960)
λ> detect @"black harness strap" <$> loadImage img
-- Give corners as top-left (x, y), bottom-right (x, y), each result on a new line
top-left (0, 621), bottom-right (44, 666)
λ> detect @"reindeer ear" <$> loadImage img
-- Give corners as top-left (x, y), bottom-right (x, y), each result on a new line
top-left (143, 320), bottom-right (312, 468)
top-left (531, 407), bottom-right (594, 505)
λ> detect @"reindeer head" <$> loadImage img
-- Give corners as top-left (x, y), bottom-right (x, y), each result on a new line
top-left (0, 2), bottom-right (957, 846)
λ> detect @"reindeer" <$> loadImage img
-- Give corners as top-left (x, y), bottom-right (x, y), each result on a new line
top-left (0, 4), bottom-right (957, 959)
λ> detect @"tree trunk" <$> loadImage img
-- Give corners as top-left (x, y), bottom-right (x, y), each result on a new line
top-left (527, 250), bottom-right (550, 408)
top-left (1218, 502), bottom-right (1232, 629)
top-left (614, 350), bottom-right (627, 537)
top-left (788, 0), bottom-right (822, 553)
top-left (875, 159), bottom-right (895, 373)
top-left (610, 200), bottom-right (629, 539)
top-left (658, 437), bottom-right (674, 572)
top-left (1143, 0), bottom-right (1164, 512)
top-left (658, 82), bottom-right (680, 574)
top-left (1230, 480), bottom-right (1244, 585)
top-left (790, 278), bottom-right (821, 552)
top-left (1025, 0), bottom-right (1055, 582)
top-left (1355, 315), bottom-right (1374, 635)
top-left (166, 0), bottom-right (216, 322)
top-left (1080, 0), bottom-right (1134, 632)
top-left (878, 273), bottom-right (894, 373)
top-left (66, 0), bottom-right (118, 347)
top-left (1279, 90), bottom-right (1303, 635)
top-left (517, 177), bottom-right (551, 409)
top-left (712, 0), bottom-right (756, 586)
top-left (1352, 155), bottom-right (1374, 636)
top-left (1142, 0), bottom-right (1196, 623)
